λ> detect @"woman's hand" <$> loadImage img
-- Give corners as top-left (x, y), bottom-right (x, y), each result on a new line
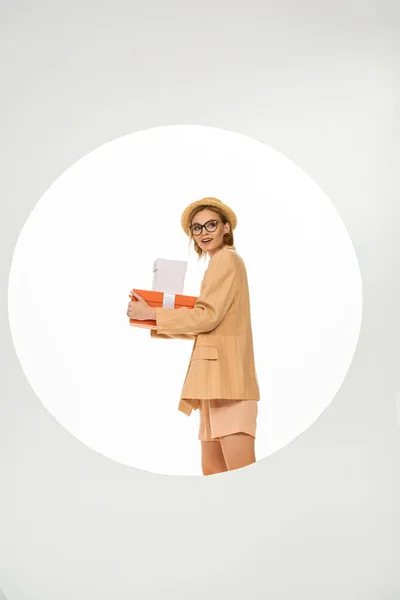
top-left (127, 291), bottom-right (154, 320)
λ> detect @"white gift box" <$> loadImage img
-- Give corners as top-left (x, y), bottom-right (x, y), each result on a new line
top-left (152, 258), bottom-right (188, 294)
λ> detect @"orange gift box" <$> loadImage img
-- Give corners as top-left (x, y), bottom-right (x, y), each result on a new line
top-left (129, 288), bottom-right (198, 329)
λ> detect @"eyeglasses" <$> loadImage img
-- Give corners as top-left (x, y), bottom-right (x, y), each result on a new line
top-left (189, 219), bottom-right (221, 236)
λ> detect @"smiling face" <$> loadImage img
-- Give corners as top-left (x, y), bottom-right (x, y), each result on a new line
top-left (190, 208), bottom-right (231, 258)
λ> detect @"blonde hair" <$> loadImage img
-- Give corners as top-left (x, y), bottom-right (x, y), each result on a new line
top-left (187, 204), bottom-right (235, 261)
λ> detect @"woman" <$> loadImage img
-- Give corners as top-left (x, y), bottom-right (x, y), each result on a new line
top-left (127, 197), bottom-right (260, 475)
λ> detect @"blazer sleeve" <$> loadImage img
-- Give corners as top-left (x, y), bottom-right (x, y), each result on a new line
top-left (155, 249), bottom-right (238, 335)
top-left (150, 329), bottom-right (197, 341)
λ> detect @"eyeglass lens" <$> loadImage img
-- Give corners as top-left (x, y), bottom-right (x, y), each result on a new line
top-left (191, 220), bottom-right (218, 235)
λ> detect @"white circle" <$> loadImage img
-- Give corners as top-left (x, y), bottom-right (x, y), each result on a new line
top-left (7, 124), bottom-right (363, 475)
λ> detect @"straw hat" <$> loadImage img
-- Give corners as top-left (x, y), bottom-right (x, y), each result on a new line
top-left (181, 197), bottom-right (237, 237)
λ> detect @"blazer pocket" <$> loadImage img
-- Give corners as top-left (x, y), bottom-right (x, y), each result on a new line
top-left (191, 345), bottom-right (218, 360)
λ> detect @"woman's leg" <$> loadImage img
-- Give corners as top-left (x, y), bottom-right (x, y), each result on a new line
top-left (201, 440), bottom-right (228, 475)
top-left (219, 433), bottom-right (256, 471)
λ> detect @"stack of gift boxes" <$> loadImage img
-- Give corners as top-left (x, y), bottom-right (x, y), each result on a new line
top-left (129, 257), bottom-right (198, 329)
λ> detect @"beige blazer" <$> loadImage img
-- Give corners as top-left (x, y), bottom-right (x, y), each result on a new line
top-left (150, 245), bottom-right (260, 416)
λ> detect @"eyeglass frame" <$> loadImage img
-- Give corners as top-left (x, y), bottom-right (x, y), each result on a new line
top-left (189, 219), bottom-right (222, 236)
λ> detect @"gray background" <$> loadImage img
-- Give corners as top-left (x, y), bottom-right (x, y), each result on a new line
top-left (1, 1), bottom-right (399, 599)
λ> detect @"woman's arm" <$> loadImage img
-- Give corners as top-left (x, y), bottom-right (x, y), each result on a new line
top-left (154, 250), bottom-right (238, 335)
top-left (148, 299), bottom-right (196, 339)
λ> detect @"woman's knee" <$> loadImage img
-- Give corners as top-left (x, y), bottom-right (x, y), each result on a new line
top-left (201, 463), bottom-right (227, 476)
top-left (201, 454), bottom-right (228, 475)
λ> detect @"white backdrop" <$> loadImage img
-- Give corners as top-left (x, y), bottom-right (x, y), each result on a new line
top-left (7, 124), bottom-right (362, 475)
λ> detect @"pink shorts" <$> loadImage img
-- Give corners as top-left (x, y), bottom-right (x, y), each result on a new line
top-left (198, 399), bottom-right (258, 442)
